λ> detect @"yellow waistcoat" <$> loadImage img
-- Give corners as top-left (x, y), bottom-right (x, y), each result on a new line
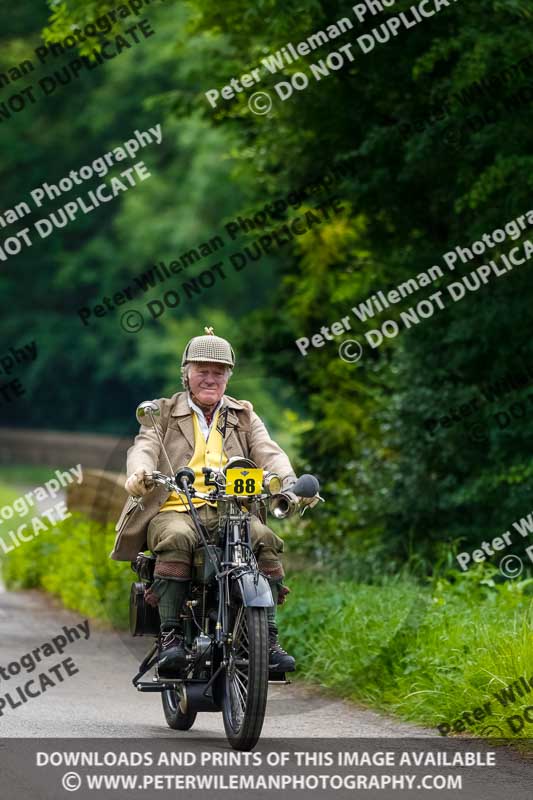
top-left (160, 410), bottom-right (227, 512)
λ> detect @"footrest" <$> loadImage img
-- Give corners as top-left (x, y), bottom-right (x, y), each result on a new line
top-left (135, 680), bottom-right (182, 692)
top-left (268, 670), bottom-right (291, 683)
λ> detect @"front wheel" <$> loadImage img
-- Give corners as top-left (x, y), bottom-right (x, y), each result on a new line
top-left (222, 605), bottom-right (269, 750)
top-left (162, 688), bottom-right (197, 730)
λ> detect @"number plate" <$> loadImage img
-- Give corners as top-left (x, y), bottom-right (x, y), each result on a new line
top-left (226, 468), bottom-right (263, 496)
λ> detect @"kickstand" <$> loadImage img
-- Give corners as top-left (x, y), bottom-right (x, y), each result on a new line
top-left (132, 641), bottom-right (159, 687)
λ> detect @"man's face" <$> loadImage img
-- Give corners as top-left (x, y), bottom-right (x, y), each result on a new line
top-left (188, 362), bottom-right (228, 407)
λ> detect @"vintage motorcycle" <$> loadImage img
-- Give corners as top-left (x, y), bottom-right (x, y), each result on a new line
top-left (128, 400), bottom-right (321, 751)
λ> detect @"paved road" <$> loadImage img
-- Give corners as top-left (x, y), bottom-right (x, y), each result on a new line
top-left (1, 489), bottom-right (532, 797)
top-left (1, 486), bottom-right (428, 739)
top-left (0, 482), bottom-right (432, 738)
top-left (0, 581), bottom-right (430, 739)
top-left (1, 584), bottom-right (532, 799)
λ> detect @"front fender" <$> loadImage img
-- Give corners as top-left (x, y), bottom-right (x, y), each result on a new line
top-left (232, 572), bottom-right (274, 607)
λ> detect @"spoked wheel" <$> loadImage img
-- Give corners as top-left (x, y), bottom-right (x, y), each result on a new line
top-left (222, 604), bottom-right (269, 750)
top-left (162, 687), bottom-right (197, 730)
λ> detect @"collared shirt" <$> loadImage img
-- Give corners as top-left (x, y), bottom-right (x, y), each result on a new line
top-left (187, 394), bottom-right (223, 440)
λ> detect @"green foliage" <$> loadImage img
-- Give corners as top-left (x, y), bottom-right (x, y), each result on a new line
top-left (1, 513), bottom-right (132, 629)
top-left (281, 568), bottom-right (533, 736)
top-left (1, 0), bottom-right (297, 440)
top-left (0, 464), bottom-right (60, 487)
top-left (2, 0), bottom-right (532, 571)
top-left (177, 0), bottom-right (533, 566)
top-left (5, 508), bottom-right (532, 738)
top-left (0, 484), bottom-right (23, 513)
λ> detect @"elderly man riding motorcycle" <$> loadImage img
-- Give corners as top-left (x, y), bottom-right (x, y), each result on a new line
top-left (111, 328), bottom-right (304, 676)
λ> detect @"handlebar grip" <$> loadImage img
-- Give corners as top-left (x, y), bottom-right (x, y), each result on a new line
top-left (175, 466), bottom-right (196, 489)
top-left (291, 474), bottom-right (320, 498)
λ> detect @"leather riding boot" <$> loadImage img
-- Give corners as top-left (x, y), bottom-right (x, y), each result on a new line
top-left (267, 579), bottom-right (295, 672)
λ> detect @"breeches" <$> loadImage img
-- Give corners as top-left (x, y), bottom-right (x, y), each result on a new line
top-left (147, 505), bottom-right (284, 580)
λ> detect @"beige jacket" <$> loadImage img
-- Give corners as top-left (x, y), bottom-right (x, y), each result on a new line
top-left (110, 391), bottom-right (296, 561)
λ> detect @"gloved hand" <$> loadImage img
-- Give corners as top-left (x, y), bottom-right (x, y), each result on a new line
top-left (285, 485), bottom-right (320, 509)
top-left (299, 494), bottom-right (322, 509)
top-left (125, 469), bottom-right (153, 497)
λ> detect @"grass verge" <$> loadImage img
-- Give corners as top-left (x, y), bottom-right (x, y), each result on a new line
top-left (2, 507), bottom-right (533, 740)
top-left (281, 572), bottom-right (533, 738)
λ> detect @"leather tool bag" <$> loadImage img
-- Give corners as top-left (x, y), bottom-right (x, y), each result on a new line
top-left (129, 553), bottom-right (160, 636)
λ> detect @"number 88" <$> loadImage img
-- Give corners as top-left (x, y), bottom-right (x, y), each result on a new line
top-left (233, 478), bottom-right (256, 494)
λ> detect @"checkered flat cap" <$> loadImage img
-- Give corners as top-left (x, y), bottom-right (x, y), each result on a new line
top-left (181, 328), bottom-right (235, 368)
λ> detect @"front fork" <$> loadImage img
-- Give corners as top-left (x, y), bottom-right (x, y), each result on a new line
top-left (218, 515), bottom-right (253, 648)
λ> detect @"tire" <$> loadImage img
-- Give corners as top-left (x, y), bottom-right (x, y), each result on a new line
top-left (222, 605), bottom-right (269, 750)
top-left (162, 688), bottom-right (197, 730)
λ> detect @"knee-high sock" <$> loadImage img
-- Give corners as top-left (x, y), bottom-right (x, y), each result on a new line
top-left (152, 578), bottom-right (190, 628)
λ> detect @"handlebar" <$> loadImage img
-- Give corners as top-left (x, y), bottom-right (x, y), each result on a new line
top-left (130, 469), bottom-right (323, 517)
top-left (147, 470), bottom-right (212, 500)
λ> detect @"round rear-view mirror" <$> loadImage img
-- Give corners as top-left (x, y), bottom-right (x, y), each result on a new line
top-left (136, 400), bottom-right (161, 428)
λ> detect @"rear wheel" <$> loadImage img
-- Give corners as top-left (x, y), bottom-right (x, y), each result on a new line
top-left (162, 688), bottom-right (197, 730)
top-left (222, 605), bottom-right (269, 750)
